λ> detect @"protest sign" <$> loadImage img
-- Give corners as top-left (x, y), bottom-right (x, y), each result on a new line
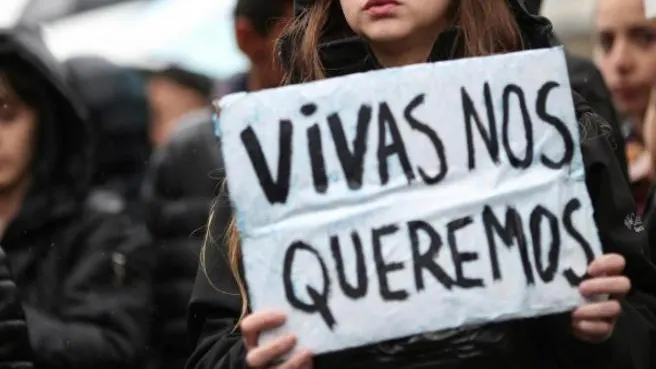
top-left (647, 0), bottom-right (656, 18)
top-left (217, 46), bottom-right (603, 355)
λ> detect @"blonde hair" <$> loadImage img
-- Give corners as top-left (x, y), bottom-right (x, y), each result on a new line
top-left (203, 0), bottom-right (524, 322)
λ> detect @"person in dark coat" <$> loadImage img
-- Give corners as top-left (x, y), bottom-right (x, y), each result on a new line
top-left (0, 245), bottom-right (33, 369)
top-left (142, 2), bottom-right (293, 369)
top-left (0, 26), bottom-right (153, 369)
top-left (186, 1), bottom-right (656, 369)
top-left (143, 112), bottom-right (222, 369)
top-left (593, 0), bottom-right (656, 211)
top-left (64, 56), bottom-right (151, 221)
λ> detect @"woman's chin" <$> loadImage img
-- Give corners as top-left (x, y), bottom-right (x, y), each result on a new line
top-left (363, 24), bottom-right (413, 45)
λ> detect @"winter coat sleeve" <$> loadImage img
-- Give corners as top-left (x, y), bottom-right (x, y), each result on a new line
top-left (23, 211), bottom-right (154, 369)
top-left (565, 53), bottom-right (628, 181)
top-left (186, 194), bottom-right (246, 369)
top-left (574, 95), bottom-right (656, 292)
top-left (0, 246), bottom-right (33, 369)
top-left (143, 115), bottom-right (224, 369)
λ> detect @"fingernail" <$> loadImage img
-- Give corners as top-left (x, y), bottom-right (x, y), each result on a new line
top-left (284, 334), bottom-right (297, 344)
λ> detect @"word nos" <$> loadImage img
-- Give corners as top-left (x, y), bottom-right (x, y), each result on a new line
top-left (217, 47), bottom-right (603, 355)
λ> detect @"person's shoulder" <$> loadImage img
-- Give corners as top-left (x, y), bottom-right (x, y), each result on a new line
top-left (77, 190), bottom-right (148, 238)
top-left (213, 72), bottom-right (248, 98)
top-left (565, 52), bottom-right (596, 74)
top-left (168, 109), bottom-right (215, 148)
top-left (564, 53), bottom-right (607, 96)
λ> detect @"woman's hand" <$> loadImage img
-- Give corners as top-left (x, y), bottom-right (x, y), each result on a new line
top-left (571, 254), bottom-right (631, 343)
top-left (241, 310), bottom-right (313, 369)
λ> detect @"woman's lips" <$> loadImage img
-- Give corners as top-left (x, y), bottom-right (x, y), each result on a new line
top-left (363, 0), bottom-right (399, 17)
top-left (612, 85), bottom-right (643, 101)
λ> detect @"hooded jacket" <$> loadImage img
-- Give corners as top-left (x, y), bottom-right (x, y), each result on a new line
top-left (65, 56), bottom-right (151, 221)
top-left (143, 67), bottom-right (248, 369)
top-left (186, 1), bottom-right (656, 369)
top-left (0, 26), bottom-right (153, 369)
top-left (0, 245), bottom-right (33, 369)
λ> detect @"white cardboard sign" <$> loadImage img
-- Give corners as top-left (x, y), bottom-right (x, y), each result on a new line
top-left (218, 46), bottom-right (603, 355)
top-left (647, 0), bottom-right (656, 19)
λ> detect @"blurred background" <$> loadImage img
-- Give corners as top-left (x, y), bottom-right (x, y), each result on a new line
top-left (0, 0), bottom-right (597, 79)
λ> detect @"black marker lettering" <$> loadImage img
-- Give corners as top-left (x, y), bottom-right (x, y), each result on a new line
top-left (282, 241), bottom-right (335, 329)
top-left (378, 102), bottom-right (415, 185)
top-left (462, 83), bottom-right (500, 170)
top-left (240, 121), bottom-right (292, 204)
top-left (447, 217), bottom-right (483, 288)
top-left (303, 103), bottom-right (327, 193)
top-left (404, 94), bottom-right (448, 185)
top-left (307, 124), bottom-right (328, 194)
top-left (502, 84), bottom-right (534, 169)
top-left (372, 224), bottom-right (408, 301)
top-left (330, 232), bottom-right (368, 299)
top-left (408, 220), bottom-right (455, 291)
top-left (536, 81), bottom-right (575, 169)
top-left (300, 103), bottom-right (317, 116)
top-left (482, 206), bottom-right (534, 284)
top-left (529, 206), bottom-right (560, 283)
top-left (328, 105), bottom-right (373, 190)
top-left (562, 198), bottom-right (596, 286)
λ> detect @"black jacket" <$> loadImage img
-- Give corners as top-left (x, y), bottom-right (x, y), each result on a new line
top-left (143, 109), bottom-right (225, 369)
top-left (186, 1), bottom-right (656, 369)
top-left (0, 246), bottom-right (33, 369)
top-left (0, 27), bottom-right (153, 369)
top-left (65, 56), bottom-right (151, 221)
top-left (565, 54), bottom-right (628, 181)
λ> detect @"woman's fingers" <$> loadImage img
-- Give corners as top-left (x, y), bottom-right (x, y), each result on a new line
top-left (579, 276), bottom-right (631, 297)
top-left (587, 254), bottom-right (625, 277)
top-left (572, 319), bottom-right (614, 342)
top-left (246, 334), bottom-right (297, 368)
top-left (278, 349), bottom-right (313, 369)
top-left (572, 300), bottom-right (621, 320)
top-left (241, 311), bottom-right (287, 349)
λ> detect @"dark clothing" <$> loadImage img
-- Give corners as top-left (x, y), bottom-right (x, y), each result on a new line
top-left (186, 1), bottom-right (656, 369)
top-left (65, 56), bottom-right (151, 221)
top-left (0, 246), bottom-right (33, 369)
top-left (644, 187), bottom-right (656, 261)
top-left (143, 71), bottom-right (247, 369)
top-left (565, 54), bottom-right (628, 180)
top-left (0, 27), bottom-right (153, 369)
top-left (214, 73), bottom-right (248, 98)
top-left (143, 110), bottom-right (222, 369)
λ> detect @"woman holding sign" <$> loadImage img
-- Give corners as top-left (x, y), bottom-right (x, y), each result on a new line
top-left (187, 1), bottom-right (656, 369)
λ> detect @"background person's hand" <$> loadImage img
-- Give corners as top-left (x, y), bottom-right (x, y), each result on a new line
top-left (571, 254), bottom-right (631, 343)
top-left (241, 310), bottom-right (313, 369)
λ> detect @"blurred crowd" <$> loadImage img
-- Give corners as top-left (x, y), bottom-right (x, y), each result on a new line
top-left (1, 0), bottom-right (656, 368)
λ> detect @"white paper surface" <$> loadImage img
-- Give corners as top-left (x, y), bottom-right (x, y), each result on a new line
top-left (647, 0), bottom-right (656, 18)
top-left (218, 47), bottom-right (603, 355)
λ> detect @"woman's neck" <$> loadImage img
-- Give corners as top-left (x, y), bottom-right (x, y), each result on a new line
top-left (372, 43), bottom-right (434, 68)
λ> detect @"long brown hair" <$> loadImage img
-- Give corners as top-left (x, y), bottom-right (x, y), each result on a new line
top-left (205, 0), bottom-right (525, 322)
top-left (282, 0), bottom-right (524, 82)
